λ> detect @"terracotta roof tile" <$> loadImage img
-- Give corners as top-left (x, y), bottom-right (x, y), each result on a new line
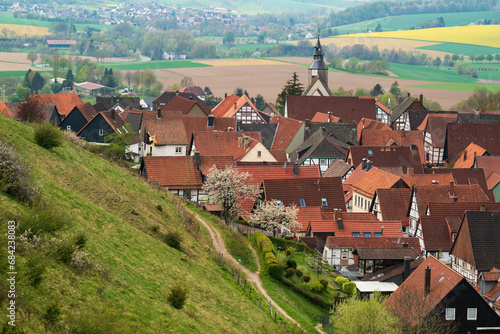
top-left (296, 207), bottom-right (324, 232)
top-left (338, 212), bottom-right (378, 221)
top-left (311, 112), bottom-right (341, 123)
top-left (452, 143), bottom-right (488, 169)
top-left (419, 114), bottom-right (457, 147)
top-left (143, 156), bottom-right (203, 188)
top-left (198, 155), bottom-right (234, 175)
top-left (363, 257), bottom-right (425, 282)
top-left (347, 146), bottom-right (424, 174)
top-left (401, 173), bottom-right (454, 187)
top-left (286, 96), bottom-right (376, 123)
top-left (323, 159), bottom-right (353, 178)
top-left (476, 156), bottom-right (500, 184)
top-left (223, 136), bottom-right (266, 161)
top-left (482, 268), bottom-right (500, 282)
top-left (376, 188), bottom-right (412, 222)
top-left (354, 247), bottom-right (419, 260)
top-left (163, 95), bottom-right (211, 116)
top-left (485, 281), bottom-right (500, 302)
top-left (487, 173), bottom-right (500, 190)
top-left (361, 129), bottom-right (425, 162)
top-left (385, 256), bottom-right (464, 318)
top-left (182, 114), bottom-right (236, 144)
top-left (357, 118), bottom-right (391, 143)
top-left (375, 100), bottom-right (392, 115)
top-left (326, 236), bottom-right (420, 251)
top-left (192, 131), bottom-right (262, 156)
top-left (142, 110), bottom-right (188, 145)
top-left (270, 116), bottom-right (304, 150)
top-left (351, 166), bottom-right (406, 198)
top-left (445, 123), bottom-right (500, 161)
top-left (73, 102), bottom-right (97, 122)
top-left (30, 93), bottom-right (84, 117)
top-left (311, 220), bottom-right (403, 237)
top-left (390, 95), bottom-right (427, 123)
top-left (212, 94), bottom-right (263, 120)
top-left (0, 103), bottom-right (13, 118)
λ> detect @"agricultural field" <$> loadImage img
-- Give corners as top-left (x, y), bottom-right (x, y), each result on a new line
top-left (416, 42), bottom-right (500, 56)
top-left (388, 63), bottom-right (477, 83)
top-left (0, 23), bottom-right (50, 37)
top-left (334, 11), bottom-right (500, 34)
top-left (346, 25), bottom-right (500, 48)
top-left (109, 60), bottom-right (212, 71)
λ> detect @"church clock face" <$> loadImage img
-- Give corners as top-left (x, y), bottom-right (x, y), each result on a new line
top-left (311, 69), bottom-right (318, 76)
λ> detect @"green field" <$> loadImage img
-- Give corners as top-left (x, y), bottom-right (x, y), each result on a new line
top-left (108, 60), bottom-right (213, 71)
top-left (470, 62), bottom-right (500, 81)
top-left (0, 70), bottom-right (47, 78)
top-left (0, 115), bottom-right (282, 333)
top-left (0, 12), bottom-right (111, 31)
top-left (388, 63), bottom-right (478, 83)
top-left (408, 82), bottom-right (500, 92)
top-left (334, 11), bottom-right (500, 34)
top-left (417, 42), bottom-right (500, 56)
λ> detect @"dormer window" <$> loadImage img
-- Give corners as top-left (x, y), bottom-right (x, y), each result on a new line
top-left (321, 198), bottom-right (328, 207)
top-left (368, 149), bottom-right (373, 156)
top-left (363, 232), bottom-right (372, 237)
top-left (299, 198), bottom-right (306, 207)
top-left (275, 199), bottom-right (282, 206)
top-left (352, 231), bottom-right (360, 237)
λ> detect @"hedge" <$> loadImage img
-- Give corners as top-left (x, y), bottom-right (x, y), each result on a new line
top-left (280, 277), bottom-right (333, 309)
top-left (268, 235), bottom-right (314, 254)
top-left (253, 232), bottom-right (277, 270)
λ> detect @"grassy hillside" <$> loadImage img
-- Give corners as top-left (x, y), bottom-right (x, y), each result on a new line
top-left (0, 115), bottom-right (282, 333)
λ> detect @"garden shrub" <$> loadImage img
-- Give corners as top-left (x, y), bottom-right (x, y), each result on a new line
top-left (303, 274), bottom-right (311, 283)
top-left (311, 280), bottom-right (324, 293)
top-left (285, 267), bottom-right (296, 278)
top-left (286, 258), bottom-right (297, 269)
top-left (284, 249), bottom-right (291, 256)
top-left (268, 235), bottom-right (314, 254)
top-left (287, 247), bottom-right (296, 255)
top-left (167, 284), bottom-right (189, 309)
top-left (156, 204), bottom-right (163, 212)
top-left (64, 130), bottom-right (87, 147)
top-left (268, 264), bottom-right (285, 280)
top-left (342, 282), bottom-right (357, 296)
top-left (334, 276), bottom-right (349, 287)
top-left (34, 122), bottom-right (64, 149)
top-left (319, 278), bottom-right (329, 290)
top-left (164, 231), bottom-right (182, 251)
top-left (264, 252), bottom-right (277, 264)
top-left (280, 277), bottom-right (333, 309)
top-left (0, 140), bottom-right (39, 205)
top-left (295, 269), bottom-right (303, 280)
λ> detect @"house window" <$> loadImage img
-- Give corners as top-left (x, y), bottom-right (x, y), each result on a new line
top-left (352, 231), bottom-right (360, 237)
top-left (341, 253), bottom-right (348, 259)
top-left (99, 129), bottom-right (104, 136)
top-left (175, 147), bottom-right (182, 154)
top-left (299, 198), bottom-right (306, 207)
top-left (374, 232), bottom-right (382, 237)
top-left (445, 308), bottom-right (455, 321)
top-left (321, 198), bottom-right (328, 207)
top-left (66, 125), bottom-right (71, 130)
top-left (320, 159), bottom-right (326, 165)
top-left (467, 308), bottom-right (477, 320)
top-left (257, 151), bottom-right (261, 157)
top-left (368, 149), bottom-right (373, 156)
top-left (275, 199), bottom-right (282, 206)
top-left (363, 232), bottom-right (372, 237)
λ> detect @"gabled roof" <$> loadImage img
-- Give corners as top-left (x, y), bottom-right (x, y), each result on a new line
top-left (356, 118), bottom-right (391, 144)
top-left (30, 93), bottom-right (84, 117)
top-left (70, 102), bottom-right (97, 122)
top-left (269, 116), bottom-right (304, 150)
top-left (95, 96), bottom-right (141, 110)
top-left (418, 113), bottom-right (457, 147)
top-left (323, 159), bottom-right (353, 178)
top-left (191, 131), bottom-right (262, 156)
top-left (337, 212), bottom-right (379, 221)
top-left (296, 207), bottom-right (324, 232)
top-left (375, 188), bottom-right (412, 222)
top-left (310, 112), bottom-right (341, 123)
top-left (92, 101), bottom-right (108, 112)
top-left (354, 247), bottom-right (419, 260)
top-left (458, 110), bottom-right (500, 124)
top-left (182, 114), bottom-right (236, 142)
top-left (351, 166), bottom-right (407, 198)
top-left (163, 95), bottom-right (211, 116)
top-left (198, 155), bottom-right (234, 175)
top-left (262, 177), bottom-right (346, 211)
top-left (347, 146), bottom-right (424, 174)
top-left (445, 123), bottom-right (500, 162)
top-left (0, 102), bottom-right (14, 118)
top-left (306, 122), bottom-right (357, 146)
top-left (143, 156), bottom-right (203, 188)
top-left (124, 110), bottom-right (143, 133)
top-left (360, 129), bottom-right (425, 162)
top-left (241, 123), bottom-right (279, 149)
top-left (286, 95), bottom-right (376, 123)
top-left (475, 156), bottom-right (500, 183)
top-left (487, 173), bottom-right (500, 190)
top-left (385, 255), bottom-right (464, 317)
top-left (153, 91), bottom-right (203, 108)
top-left (142, 110), bottom-right (188, 145)
top-left (452, 142), bottom-right (488, 169)
top-left (420, 216), bottom-right (454, 251)
top-left (390, 95), bottom-right (426, 123)
top-left (362, 257), bottom-right (425, 282)
top-left (375, 100), bottom-right (392, 115)
top-left (179, 85), bottom-right (204, 97)
top-left (413, 184), bottom-right (491, 216)
top-left (310, 220), bottom-right (403, 238)
top-left (223, 136), bottom-right (267, 161)
top-left (290, 128), bottom-right (348, 164)
top-left (326, 236), bottom-right (420, 250)
top-left (401, 173), bottom-right (454, 187)
top-left (451, 211), bottom-right (500, 272)
top-left (212, 94), bottom-right (262, 120)
top-left (98, 110), bottom-right (126, 132)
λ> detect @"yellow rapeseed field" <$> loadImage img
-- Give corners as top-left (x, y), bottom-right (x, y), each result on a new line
top-left (0, 24), bottom-right (50, 37)
top-left (195, 59), bottom-right (289, 66)
top-left (342, 25), bottom-right (500, 48)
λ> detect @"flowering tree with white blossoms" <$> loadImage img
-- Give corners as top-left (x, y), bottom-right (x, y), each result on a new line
top-left (250, 200), bottom-right (299, 236)
top-left (203, 166), bottom-right (259, 224)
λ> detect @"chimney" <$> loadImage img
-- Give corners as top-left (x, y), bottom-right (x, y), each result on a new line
top-left (225, 93), bottom-right (227, 98)
top-left (449, 181), bottom-right (455, 197)
top-left (157, 107), bottom-right (161, 119)
top-left (293, 163), bottom-right (299, 177)
top-left (207, 114), bottom-right (214, 127)
top-left (176, 90), bottom-right (179, 95)
top-left (381, 226), bottom-right (384, 236)
top-left (480, 204), bottom-right (486, 211)
top-left (407, 92), bottom-right (410, 97)
top-left (327, 111), bottom-right (331, 122)
top-left (403, 241), bottom-right (408, 248)
top-left (336, 218), bottom-right (343, 230)
top-left (362, 158), bottom-right (367, 170)
top-left (366, 160), bottom-right (372, 172)
top-left (244, 136), bottom-right (249, 149)
top-left (463, 149), bottom-right (467, 161)
top-left (419, 94), bottom-right (423, 104)
top-left (407, 167), bottom-right (414, 175)
top-left (403, 256), bottom-right (411, 282)
top-left (238, 136), bottom-right (243, 147)
top-left (424, 265), bottom-right (431, 297)
top-left (194, 152), bottom-right (200, 166)
top-left (110, 108), bottom-right (116, 121)
top-left (234, 102), bottom-right (237, 110)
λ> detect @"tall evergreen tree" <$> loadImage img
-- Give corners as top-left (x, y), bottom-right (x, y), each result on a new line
top-left (370, 83), bottom-right (384, 97)
top-left (275, 72), bottom-right (304, 114)
top-left (23, 69), bottom-right (32, 89)
top-left (31, 72), bottom-right (45, 92)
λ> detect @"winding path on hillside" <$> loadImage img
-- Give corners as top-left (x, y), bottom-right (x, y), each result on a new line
top-left (191, 212), bottom-right (302, 329)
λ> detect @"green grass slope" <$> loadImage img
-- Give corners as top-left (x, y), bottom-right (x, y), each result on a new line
top-left (0, 115), bottom-right (281, 333)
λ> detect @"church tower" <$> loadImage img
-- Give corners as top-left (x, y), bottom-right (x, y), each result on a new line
top-left (302, 33), bottom-right (334, 96)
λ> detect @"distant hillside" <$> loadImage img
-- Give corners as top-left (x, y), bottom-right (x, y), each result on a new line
top-left (0, 115), bottom-right (281, 333)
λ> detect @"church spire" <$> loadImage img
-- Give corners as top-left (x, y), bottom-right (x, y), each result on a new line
top-left (313, 32), bottom-right (323, 60)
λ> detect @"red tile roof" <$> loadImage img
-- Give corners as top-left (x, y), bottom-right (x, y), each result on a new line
top-left (30, 93), bottom-right (84, 117)
top-left (310, 220), bottom-right (403, 237)
top-left (142, 110), bottom-right (188, 145)
top-left (269, 116), bottom-right (304, 151)
top-left (0, 103), bottom-right (13, 118)
top-left (357, 118), bottom-right (391, 144)
top-left (182, 114), bottom-right (236, 143)
top-left (296, 207), bottom-right (324, 232)
top-left (192, 131), bottom-right (262, 156)
top-left (212, 94), bottom-right (263, 120)
top-left (286, 95), bottom-right (376, 123)
top-left (262, 177), bottom-right (346, 212)
top-left (360, 129), bottom-right (425, 162)
top-left (347, 146), bottom-right (424, 174)
top-left (198, 155), bottom-right (234, 175)
top-left (326, 236), bottom-right (420, 251)
top-left (163, 95), bottom-right (211, 116)
top-left (311, 112), bottom-right (341, 123)
top-left (69, 102), bottom-right (97, 122)
top-left (338, 212), bottom-right (378, 221)
top-left (401, 173), bottom-right (454, 187)
top-left (375, 188), bottom-right (412, 222)
top-left (143, 156), bottom-right (203, 188)
top-left (385, 256), bottom-right (464, 319)
top-left (451, 143), bottom-right (487, 169)
top-left (476, 156), bottom-right (500, 187)
top-left (487, 173), bottom-right (500, 190)
top-left (351, 166), bottom-right (406, 198)
top-left (223, 136), bottom-right (267, 161)
top-left (445, 123), bottom-right (500, 162)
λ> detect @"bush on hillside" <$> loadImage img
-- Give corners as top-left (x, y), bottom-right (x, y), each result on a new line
top-left (268, 264), bottom-right (284, 280)
top-left (0, 139), bottom-right (39, 205)
top-left (64, 130), bottom-right (87, 147)
top-left (34, 122), bottom-right (64, 149)
top-left (164, 231), bottom-right (182, 251)
top-left (320, 278), bottom-right (329, 290)
top-left (334, 276), bottom-right (349, 287)
top-left (167, 284), bottom-right (189, 309)
top-left (286, 258), bottom-right (297, 269)
top-left (42, 303), bottom-right (60, 325)
top-left (311, 280), bottom-right (324, 293)
top-left (285, 267), bottom-right (296, 278)
top-left (19, 204), bottom-right (67, 235)
top-left (303, 274), bottom-right (311, 283)
top-left (295, 269), bottom-right (303, 281)
top-left (342, 282), bottom-right (357, 296)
